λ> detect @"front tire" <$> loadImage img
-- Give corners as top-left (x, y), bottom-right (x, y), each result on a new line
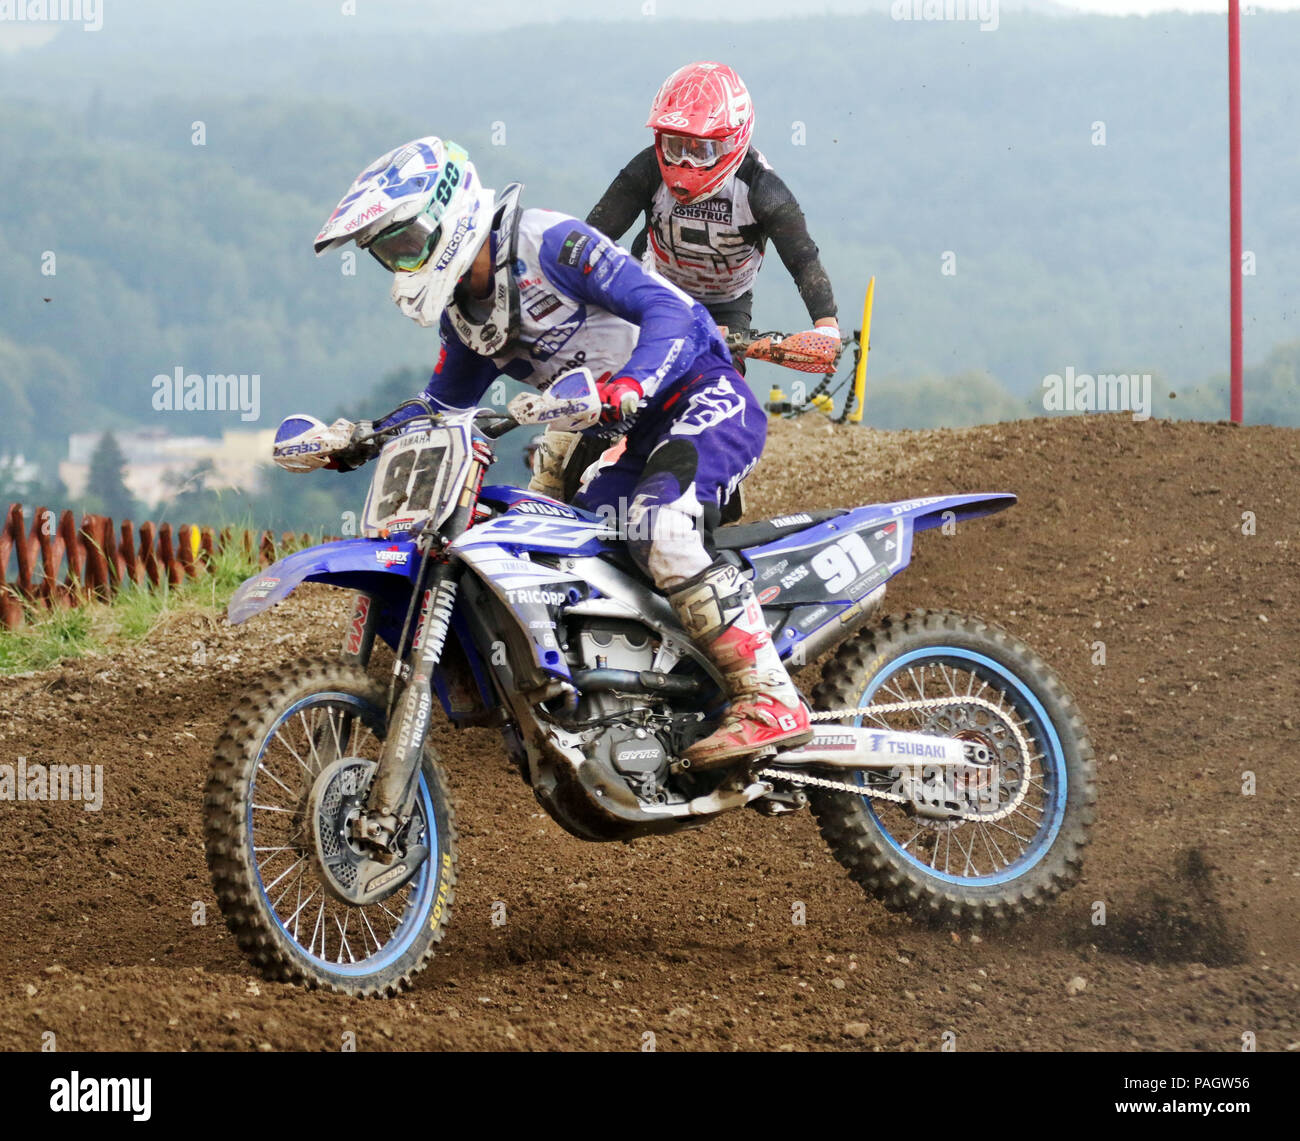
top-left (810, 610), bottom-right (1095, 926)
top-left (203, 658), bottom-right (458, 996)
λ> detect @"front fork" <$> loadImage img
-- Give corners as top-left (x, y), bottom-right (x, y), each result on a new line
top-left (340, 591), bottom-right (378, 667)
top-left (356, 440), bottom-right (490, 854)
top-left (364, 562), bottom-right (460, 840)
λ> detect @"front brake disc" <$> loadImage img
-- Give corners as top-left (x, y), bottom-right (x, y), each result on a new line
top-left (307, 757), bottom-right (428, 906)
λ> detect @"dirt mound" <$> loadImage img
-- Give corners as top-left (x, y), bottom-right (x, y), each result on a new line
top-left (1, 414), bottom-right (1297, 1051)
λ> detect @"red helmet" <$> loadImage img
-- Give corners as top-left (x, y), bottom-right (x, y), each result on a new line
top-left (646, 61), bottom-right (754, 205)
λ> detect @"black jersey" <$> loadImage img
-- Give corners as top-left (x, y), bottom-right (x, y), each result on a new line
top-left (587, 145), bottom-right (836, 323)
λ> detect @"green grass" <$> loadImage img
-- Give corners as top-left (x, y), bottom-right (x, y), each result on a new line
top-left (0, 605), bottom-right (97, 674)
top-left (0, 539), bottom-right (267, 676)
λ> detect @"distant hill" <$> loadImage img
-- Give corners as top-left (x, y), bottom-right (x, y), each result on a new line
top-left (0, 6), bottom-right (1296, 472)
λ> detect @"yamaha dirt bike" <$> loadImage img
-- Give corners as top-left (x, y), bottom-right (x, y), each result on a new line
top-left (203, 370), bottom-right (1095, 996)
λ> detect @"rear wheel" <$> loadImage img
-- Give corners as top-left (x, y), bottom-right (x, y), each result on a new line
top-left (203, 659), bottom-right (458, 996)
top-left (810, 610), bottom-right (1095, 925)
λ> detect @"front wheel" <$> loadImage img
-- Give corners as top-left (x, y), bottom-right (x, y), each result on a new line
top-left (203, 659), bottom-right (458, 996)
top-left (810, 610), bottom-right (1095, 926)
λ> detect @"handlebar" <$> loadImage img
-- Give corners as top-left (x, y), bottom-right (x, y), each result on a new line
top-left (350, 329), bottom-right (854, 457)
top-left (344, 401), bottom-right (521, 457)
top-left (473, 409), bottom-right (519, 439)
top-left (724, 327), bottom-right (852, 354)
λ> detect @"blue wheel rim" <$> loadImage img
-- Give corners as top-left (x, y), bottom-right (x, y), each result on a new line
top-left (248, 691), bottom-right (439, 975)
top-left (855, 647), bottom-right (1067, 886)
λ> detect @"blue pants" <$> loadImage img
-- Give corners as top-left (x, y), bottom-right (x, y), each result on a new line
top-left (574, 350), bottom-right (766, 586)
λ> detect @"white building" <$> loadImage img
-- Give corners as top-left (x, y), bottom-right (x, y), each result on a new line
top-left (0, 454), bottom-right (41, 487)
top-left (60, 427), bottom-right (277, 509)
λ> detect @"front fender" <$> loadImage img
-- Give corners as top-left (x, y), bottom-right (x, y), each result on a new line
top-left (227, 538), bottom-right (419, 625)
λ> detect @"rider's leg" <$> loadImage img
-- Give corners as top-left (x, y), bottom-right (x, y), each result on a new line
top-left (578, 367), bottom-right (811, 770)
top-left (526, 428), bottom-right (580, 500)
top-left (531, 432), bottom-right (630, 504)
top-left (667, 556), bottom-right (812, 769)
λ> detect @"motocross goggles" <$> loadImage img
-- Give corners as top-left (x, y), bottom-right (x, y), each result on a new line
top-left (658, 133), bottom-right (736, 168)
top-left (366, 211), bottom-right (443, 273)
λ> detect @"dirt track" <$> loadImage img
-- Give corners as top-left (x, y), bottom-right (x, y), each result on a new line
top-left (1, 414), bottom-right (1297, 1051)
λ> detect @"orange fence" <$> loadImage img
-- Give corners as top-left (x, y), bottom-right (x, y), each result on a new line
top-left (0, 503), bottom-right (314, 631)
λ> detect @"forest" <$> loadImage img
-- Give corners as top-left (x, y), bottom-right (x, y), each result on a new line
top-left (1, 3), bottom-right (1295, 529)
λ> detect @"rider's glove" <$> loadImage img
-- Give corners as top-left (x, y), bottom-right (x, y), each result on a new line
top-left (272, 415), bottom-right (364, 473)
top-left (596, 376), bottom-right (643, 425)
top-left (326, 421), bottom-right (376, 472)
top-left (809, 318), bottom-right (840, 340)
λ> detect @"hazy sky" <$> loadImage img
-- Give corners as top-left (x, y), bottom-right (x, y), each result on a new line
top-left (0, 0), bottom-right (1295, 54)
top-left (1064, 1), bottom-right (1298, 11)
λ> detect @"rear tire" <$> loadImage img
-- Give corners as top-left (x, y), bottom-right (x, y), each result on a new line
top-left (809, 610), bottom-right (1095, 926)
top-left (203, 658), bottom-right (458, 996)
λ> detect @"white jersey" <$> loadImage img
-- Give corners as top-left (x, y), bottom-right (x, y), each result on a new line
top-left (586, 145), bottom-right (838, 321)
top-left (423, 203), bottom-right (729, 417)
top-left (641, 153), bottom-right (769, 303)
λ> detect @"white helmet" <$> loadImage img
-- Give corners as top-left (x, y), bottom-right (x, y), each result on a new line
top-left (314, 136), bottom-right (494, 328)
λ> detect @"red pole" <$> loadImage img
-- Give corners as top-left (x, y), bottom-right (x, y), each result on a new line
top-left (1228, 0), bottom-right (1244, 423)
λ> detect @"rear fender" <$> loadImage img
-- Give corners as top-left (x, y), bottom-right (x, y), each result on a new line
top-left (740, 493), bottom-right (1016, 664)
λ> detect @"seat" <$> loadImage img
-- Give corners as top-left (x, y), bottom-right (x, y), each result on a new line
top-left (711, 509), bottom-right (847, 551)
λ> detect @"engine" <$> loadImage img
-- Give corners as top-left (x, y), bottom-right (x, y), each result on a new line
top-left (566, 617), bottom-right (673, 803)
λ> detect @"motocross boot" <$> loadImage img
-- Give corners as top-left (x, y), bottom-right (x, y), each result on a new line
top-left (668, 559), bottom-right (813, 771)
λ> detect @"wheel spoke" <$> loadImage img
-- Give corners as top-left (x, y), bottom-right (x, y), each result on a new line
top-left (311, 900), bottom-right (327, 959)
top-left (335, 912), bottom-right (356, 964)
top-left (850, 654), bottom-right (1065, 883)
top-left (977, 821), bottom-right (1008, 869)
top-left (261, 853), bottom-right (305, 889)
top-left (271, 728), bottom-right (314, 777)
top-left (255, 762), bottom-right (296, 799)
top-left (286, 885), bottom-right (320, 934)
top-left (299, 711), bottom-right (325, 772)
top-left (234, 685), bottom-right (445, 983)
top-left (271, 868), bottom-right (309, 914)
top-left (359, 907), bottom-right (386, 953)
top-left (327, 708), bottom-right (346, 763)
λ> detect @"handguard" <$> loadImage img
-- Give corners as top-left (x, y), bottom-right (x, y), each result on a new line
top-left (742, 329), bottom-right (842, 375)
top-left (272, 414), bottom-right (358, 473)
top-left (507, 367), bottom-right (603, 433)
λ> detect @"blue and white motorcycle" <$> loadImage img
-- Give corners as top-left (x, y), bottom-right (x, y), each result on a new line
top-left (203, 372), bottom-right (1095, 996)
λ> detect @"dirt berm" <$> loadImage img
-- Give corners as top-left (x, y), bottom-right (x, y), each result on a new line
top-left (1, 414), bottom-right (1296, 1051)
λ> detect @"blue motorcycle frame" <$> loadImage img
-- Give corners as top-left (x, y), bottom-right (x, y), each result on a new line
top-left (230, 406), bottom-right (1014, 847)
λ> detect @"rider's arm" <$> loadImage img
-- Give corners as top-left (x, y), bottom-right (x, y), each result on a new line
top-left (585, 147), bottom-right (658, 244)
top-left (540, 219), bottom-right (715, 402)
top-left (374, 315), bottom-right (498, 430)
top-left (748, 160), bottom-right (838, 325)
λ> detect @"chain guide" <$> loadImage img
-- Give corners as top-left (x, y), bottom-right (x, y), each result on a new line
top-left (759, 695), bottom-right (1035, 823)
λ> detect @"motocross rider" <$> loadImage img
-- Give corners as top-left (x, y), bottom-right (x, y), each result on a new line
top-left (289, 136), bottom-right (812, 771)
top-left (528, 60), bottom-right (840, 501)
